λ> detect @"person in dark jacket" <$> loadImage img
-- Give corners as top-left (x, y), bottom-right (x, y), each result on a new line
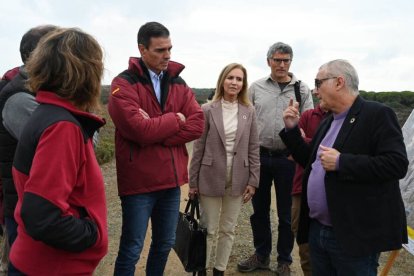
top-left (10, 27), bottom-right (108, 275)
top-left (108, 22), bottom-right (204, 276)
top-left (0, 67), bottom-right (19, 274)
top-left (0, 25), bottom-right (58, 274)
top-left (280, 59), bottom-right (408, 275)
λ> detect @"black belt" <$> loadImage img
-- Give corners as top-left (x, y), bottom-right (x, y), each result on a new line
top-left (259, 146), bottom-right (289, 157)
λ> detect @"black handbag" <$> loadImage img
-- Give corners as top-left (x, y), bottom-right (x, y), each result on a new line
top-left (173, 197), bottom-right (207, 273)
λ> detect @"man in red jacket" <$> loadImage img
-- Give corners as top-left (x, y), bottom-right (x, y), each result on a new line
top-left (291, 101), bottom-right (327, 276)
top-left (108, 22), bottom-right (204, 276)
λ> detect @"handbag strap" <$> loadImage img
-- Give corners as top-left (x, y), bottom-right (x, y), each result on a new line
top-left (184, 198), bottom-right (192, 214)
top-left (192, 197), bottom-right (201, 219)
top-left (184, 196), bottom-right (201, 219)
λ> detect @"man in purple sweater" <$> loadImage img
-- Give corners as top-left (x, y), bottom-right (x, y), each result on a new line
top-left (280, 59), bottom-right (408, 276)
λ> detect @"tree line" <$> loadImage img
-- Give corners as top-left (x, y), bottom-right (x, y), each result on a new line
top-left (100, 86), bottom-right (414, 126)
top-left (96, 87), bottom-right (413, 165)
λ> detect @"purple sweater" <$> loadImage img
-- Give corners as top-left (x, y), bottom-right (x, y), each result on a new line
top-left (307, 109), bottom-right (348, 226)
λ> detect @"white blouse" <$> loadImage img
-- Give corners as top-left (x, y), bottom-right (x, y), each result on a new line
top-left (221, 98), bottom-right (238, 185)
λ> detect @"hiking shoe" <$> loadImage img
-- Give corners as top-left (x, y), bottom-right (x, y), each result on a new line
top-left (276, 263), bottom-right (291, 276)
top-left (237, 254), bottom-right (270, 272)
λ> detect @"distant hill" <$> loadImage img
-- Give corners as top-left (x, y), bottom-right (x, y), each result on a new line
top-left (101, 86), bottom-right (214, 105)
top-left (100, 86), bottom-right (414, 126)
top-left (101, 85), bottom-right (110, 104)
top-left (359, 91), bottom-right (414, 126)
top-left (192, 88), bottom-right (215, 104)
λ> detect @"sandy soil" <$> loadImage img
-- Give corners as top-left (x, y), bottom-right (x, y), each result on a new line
top-left (94, 148), bottom-right (413, 275)
top-left (95, 158), bottom-right (304, 276)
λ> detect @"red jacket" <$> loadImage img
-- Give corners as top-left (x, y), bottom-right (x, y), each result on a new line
top-left (292, 105), bottom-right (326, 195)
top-left (1, 67), bottom-right (19, 81)
top-left (11, 91), bottom-right (108, 275)
top-left (108, 58), bottom-right (204, 195)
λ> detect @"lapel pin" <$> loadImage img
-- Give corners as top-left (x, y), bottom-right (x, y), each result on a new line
top-left (350, 118), bottom-right (355, 124)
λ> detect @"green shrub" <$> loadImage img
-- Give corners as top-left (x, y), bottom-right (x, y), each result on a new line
top-left (95, 138), bottom-right (115, 165)
top-left (101, 85), bottom-right (111, 104)
top-left (94, 103), bottom-right (115, 165)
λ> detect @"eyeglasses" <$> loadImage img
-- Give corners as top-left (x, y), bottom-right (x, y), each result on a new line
top-left (314, 77), bottom-right (337, 89)
top-left (270, 58), bottom-right (291, 64)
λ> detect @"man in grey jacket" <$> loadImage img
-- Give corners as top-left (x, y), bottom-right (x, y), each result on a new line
top-left (237, 42), bottom-right (313, 275)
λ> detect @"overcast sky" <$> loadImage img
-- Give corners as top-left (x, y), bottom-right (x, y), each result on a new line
top-left (1, 0), bottom-right (413, 92)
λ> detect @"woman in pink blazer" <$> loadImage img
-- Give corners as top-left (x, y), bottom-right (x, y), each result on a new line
top-left (189, 63), bottom-right (260, 276)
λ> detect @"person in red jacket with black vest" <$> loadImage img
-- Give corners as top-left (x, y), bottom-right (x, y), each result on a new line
top-left (10, 27), bottom-right (108, 275)
top-left (108, 22), bottom-right (204, 276)
top-left (0, 25), bottom-right (58, 275)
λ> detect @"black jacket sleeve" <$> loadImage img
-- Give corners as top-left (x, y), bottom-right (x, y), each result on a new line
top-left (21, 192), bottom-right (97, 252)
top-left (279, 126), bottom-right (312, 167)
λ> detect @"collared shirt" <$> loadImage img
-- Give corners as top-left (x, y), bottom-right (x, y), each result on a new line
top-left (148, 69), bottom-right (164, 103)
top-left (249, 73), bottom-right (313, 150)
top-left (307, 109), bottom-right (348, 226)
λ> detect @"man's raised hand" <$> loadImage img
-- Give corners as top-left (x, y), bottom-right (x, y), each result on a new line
top-left (282, 98), bottom-right (300, 129)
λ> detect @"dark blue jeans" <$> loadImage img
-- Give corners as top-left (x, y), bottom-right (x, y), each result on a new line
top-left (7, 262), bottom-right (25, 276)
top-left (5, 216), bottom-right (17, 246)
top-left (6, 216), bottom-right (21, 275)
top-left (251, 154), bottom-right (295, 264)
top-left (309, 220), bottom-right (379, 276)
top-left (114, 187), bottom-right (181, 276)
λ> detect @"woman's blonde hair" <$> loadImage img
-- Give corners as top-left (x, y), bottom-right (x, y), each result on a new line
top-left (26, 27), bottom-right (104, 112)
top-left (212, 63), bottom-right (250, 106)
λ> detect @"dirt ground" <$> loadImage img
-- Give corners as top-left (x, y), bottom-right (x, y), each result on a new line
top-left (96, 156), bottom-right (414, 276)
top-left (95, 158), bottom-right (304, 276)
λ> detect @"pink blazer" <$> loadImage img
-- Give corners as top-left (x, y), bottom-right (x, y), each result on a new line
top-left (189, 100), bottom-right (260, 196)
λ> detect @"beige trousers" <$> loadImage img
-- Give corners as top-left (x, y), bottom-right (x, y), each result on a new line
top-left (199, 187), bottom-right (243, 271)
top-left (292, 194), bottom-right (312, 276)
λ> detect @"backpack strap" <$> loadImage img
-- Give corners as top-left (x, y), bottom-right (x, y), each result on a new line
top-left (0, 79), bottom-right (9, 93)
top-left (294, 80), bottom-right (301, 112)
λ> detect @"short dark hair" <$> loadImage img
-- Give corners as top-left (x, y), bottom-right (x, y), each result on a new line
top-left (267, 42), bottom-right (293, 59)
top-left (20, 25), bottom-right (58, 64)
top-left (137, 22), bottom-right (169, 48)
